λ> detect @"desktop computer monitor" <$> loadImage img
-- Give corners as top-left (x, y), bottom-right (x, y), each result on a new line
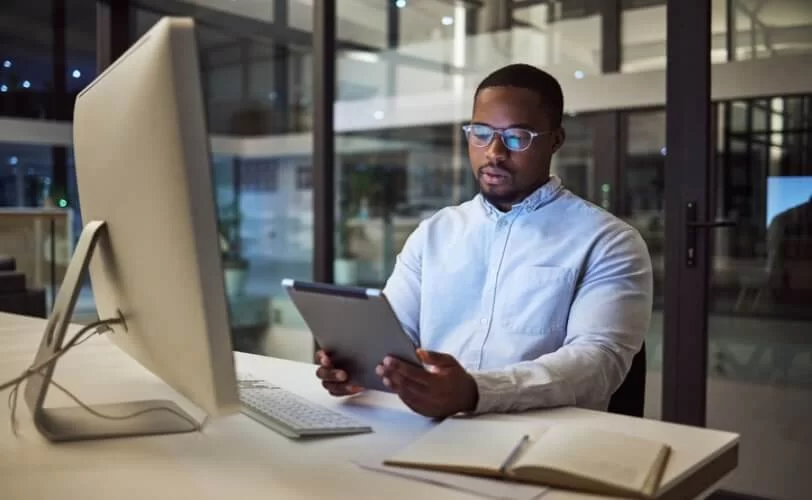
top-left (23, 16), bottom-right (240, 442)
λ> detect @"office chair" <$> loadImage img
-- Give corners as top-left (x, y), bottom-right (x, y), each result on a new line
top-left (607, 342), bottom-right (646, 417)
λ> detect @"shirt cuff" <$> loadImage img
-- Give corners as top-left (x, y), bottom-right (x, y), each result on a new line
top-left (469, 371), bottom-right (516, 414)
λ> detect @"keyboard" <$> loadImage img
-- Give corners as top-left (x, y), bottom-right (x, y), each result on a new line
top-left (236, 373), bottom-right (372, 439)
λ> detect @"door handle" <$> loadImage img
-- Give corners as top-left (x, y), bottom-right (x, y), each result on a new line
top-left (685, 202), bottom-right (737, 268)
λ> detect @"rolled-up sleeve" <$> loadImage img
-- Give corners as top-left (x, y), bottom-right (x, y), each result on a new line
top-left (470, 228), bottom-right (653, 414)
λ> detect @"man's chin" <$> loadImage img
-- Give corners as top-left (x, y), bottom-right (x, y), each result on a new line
top-left (480, 186), bottom-right (519, 207)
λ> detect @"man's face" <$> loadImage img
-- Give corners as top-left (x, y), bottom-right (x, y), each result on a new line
top-left (467, 86), bottom-right (565, 210)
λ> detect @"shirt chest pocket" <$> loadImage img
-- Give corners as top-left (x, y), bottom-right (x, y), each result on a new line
top-left (498, 266), bottom-right (578, 335)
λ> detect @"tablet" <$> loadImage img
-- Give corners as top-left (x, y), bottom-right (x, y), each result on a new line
top-left (281, 279), bottom-right (423, 392)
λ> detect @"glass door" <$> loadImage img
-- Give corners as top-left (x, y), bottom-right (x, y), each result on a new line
top-left (705, 96), bottom-right (812, 500)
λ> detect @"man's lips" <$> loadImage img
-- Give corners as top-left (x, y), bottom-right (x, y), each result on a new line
top-left (480, 166), bottom-right (511, 186)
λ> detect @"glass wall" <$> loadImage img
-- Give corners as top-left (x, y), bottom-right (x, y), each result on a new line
top-left (331, 0), bottom-right (618, 288)
top-left (706, 95), bottom-right (812, 500)
top-left (0, 1), bottom-right (53, 120)
top-left (130, 6), bottom-right (315, 358)
top-left (0, 143), bottom-right (53, 208)
top-left (729, 0), bottom-right (812, 61)
top-left (620, 109), bottom-right (666, 418)
top-left (620, 98), bottom-right (812, 498)
top-left (621, 0), bottom-right (812, 72)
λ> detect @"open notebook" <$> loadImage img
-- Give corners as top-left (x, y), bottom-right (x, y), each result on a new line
top-left (384, 418), bottom-right (671, 499)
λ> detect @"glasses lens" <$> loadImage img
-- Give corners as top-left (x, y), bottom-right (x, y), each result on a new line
top-left (503, 129), bottom-right (533, 151)
top-left (467, 124), bottom-right (494, 147)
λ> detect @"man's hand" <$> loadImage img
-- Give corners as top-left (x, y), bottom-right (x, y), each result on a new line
top-left (315, 350), bottom-right (364, 396)
top-left (376, 349), bottom-right (478, 418)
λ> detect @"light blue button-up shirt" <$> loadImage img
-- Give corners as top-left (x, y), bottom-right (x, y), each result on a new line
top-left (382, 176), bottom-right (653, 414)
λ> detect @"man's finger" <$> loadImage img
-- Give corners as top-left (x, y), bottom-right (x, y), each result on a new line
top-left (316, 366), bottom-right (348, 382)
top-left (322, 381), bottom-right (363, 396)
top-left (383, 357), bottom-right (432, 386)
top-left (316, 350), bottom-right (333, 367)
top-left (417, 349), bottom-right (459, 368)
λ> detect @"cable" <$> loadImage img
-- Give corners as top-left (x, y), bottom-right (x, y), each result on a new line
top-left (49, 379), bottom-right (202, 430)
top-left (0, 318), bottom-right (115, 393)
top-left (3, 317), bottom-right (202, 436)
top-left (3, 318), bottom-right (119, 435)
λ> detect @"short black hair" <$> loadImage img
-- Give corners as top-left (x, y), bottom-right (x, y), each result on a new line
top-left (474, 63), bottom-right (564, 128)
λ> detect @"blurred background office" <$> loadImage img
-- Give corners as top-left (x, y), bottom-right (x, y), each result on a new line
top-left (0, 1), bottom-right (810, 499)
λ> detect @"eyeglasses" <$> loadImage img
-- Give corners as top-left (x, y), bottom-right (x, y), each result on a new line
top-left (462, 124), bottom-right (553, 152)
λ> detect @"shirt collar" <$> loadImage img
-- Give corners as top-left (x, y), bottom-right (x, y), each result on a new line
top-left (478, 175), bottom-right (564, 218)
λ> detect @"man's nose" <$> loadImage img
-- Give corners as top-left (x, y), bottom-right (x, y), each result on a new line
top-left (485, 134), bottom-right (508, 162)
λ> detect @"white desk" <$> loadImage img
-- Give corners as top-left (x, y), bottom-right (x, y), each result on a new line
top-left (0, 313), bottom-right (738, 500)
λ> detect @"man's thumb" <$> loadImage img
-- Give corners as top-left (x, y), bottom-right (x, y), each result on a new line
top-left (417, 349), bottom-right (458, 369)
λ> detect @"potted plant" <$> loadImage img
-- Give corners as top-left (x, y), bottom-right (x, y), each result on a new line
top-left (335, 165), bottom-right (374, 284)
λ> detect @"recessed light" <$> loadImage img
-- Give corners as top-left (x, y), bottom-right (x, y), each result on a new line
top-left (442, 16), bottom-right (454, 26)
top-left (660, 146), bottom-right (667, 156)
top-left (0, 85), bottom-right (7, 93)
top-left (373, 110), bottom-right (384, 120)
top-left (2, 60), bottom-right (11, 69)
top-left (574, 70), bottom-right (585, 79)
top-left (395, 0), bottom-right (406, 8)
top-left (72, 69), bottom-right (81, 79)
top-left (22, 80), bottom-right (31, 89)
top-left (9, 156), bottom-right (18, 165)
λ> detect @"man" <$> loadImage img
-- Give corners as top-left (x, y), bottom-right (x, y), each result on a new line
top-left (316, 63), bottom-right (653, 418)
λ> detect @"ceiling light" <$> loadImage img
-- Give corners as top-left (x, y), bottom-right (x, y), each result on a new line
top-left (442, 16), bottom-right (454, 26)
top-left (22, 80), bottom-right (31, 89)
top-left (2, 60), bottom-right (10, 69)
top-left (345, 50), bottom-right (379, 64)
top-left (574, 70), bottom-right (585, 79)
top-left (660, 146), bottom-right (667, 156)
top-left (9, 156), bottom-right (18, 165)
top-left (373, 110), bottom-right (384, 120)
top-left (395, 0), bottom-right (406, 8)
top-left (72, 69), bottom-right (81, 79)
top-left (0, 85), bottom-right (7, 93)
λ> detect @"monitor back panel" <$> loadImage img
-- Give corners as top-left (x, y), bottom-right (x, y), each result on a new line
top-left (72, 17), bottom-right (239, 416)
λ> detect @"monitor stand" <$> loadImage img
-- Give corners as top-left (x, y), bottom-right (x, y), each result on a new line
top-left (23, 220), bottom-right (199, 442)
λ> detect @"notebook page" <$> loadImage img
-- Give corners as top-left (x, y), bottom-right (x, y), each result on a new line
top-left (511, 425), bottom-right (666, 492)
top-left (385, 418), bottom-right (539, 475)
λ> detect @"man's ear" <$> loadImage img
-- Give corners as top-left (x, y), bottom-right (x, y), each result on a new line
top-left (552, 127), bottom-right (566, 154)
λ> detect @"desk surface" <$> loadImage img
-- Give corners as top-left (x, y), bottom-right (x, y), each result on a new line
top-left (0, 313), bottom-right (738, 500)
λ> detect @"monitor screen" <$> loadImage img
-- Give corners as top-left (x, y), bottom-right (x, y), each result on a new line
top-left (766, 176), bottom-right (812, 228)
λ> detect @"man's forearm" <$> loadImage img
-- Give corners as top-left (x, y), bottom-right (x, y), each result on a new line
top-left (469, 339), bottom-right (632, 414)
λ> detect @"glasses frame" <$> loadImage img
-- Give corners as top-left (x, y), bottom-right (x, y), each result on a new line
top-left (461, 123), bottom-right (554, 152)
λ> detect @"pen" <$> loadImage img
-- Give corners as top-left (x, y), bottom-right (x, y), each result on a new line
top-left (499, 434), bottom-right (530, 475)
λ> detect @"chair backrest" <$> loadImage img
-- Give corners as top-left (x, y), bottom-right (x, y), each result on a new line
top-left (607, 342), bottom-right (647, 417)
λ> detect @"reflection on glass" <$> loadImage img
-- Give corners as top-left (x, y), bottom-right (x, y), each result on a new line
top-left (0, 144), bottom-right (53, 208)
top-left (729, 0), bottom-right (812, 61)
top-left (707, 96), bottom-right (812, 499)
top-left (552, 114), bottom-right (595, 203)
top-left (621, 109), bottom-right (666, 419)
top-left (65, 8), bottom-right (318, 360)
top-left (0, 1), bottom-right (53, 119)
top-left (334, 130), bottom-right (471, 287)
